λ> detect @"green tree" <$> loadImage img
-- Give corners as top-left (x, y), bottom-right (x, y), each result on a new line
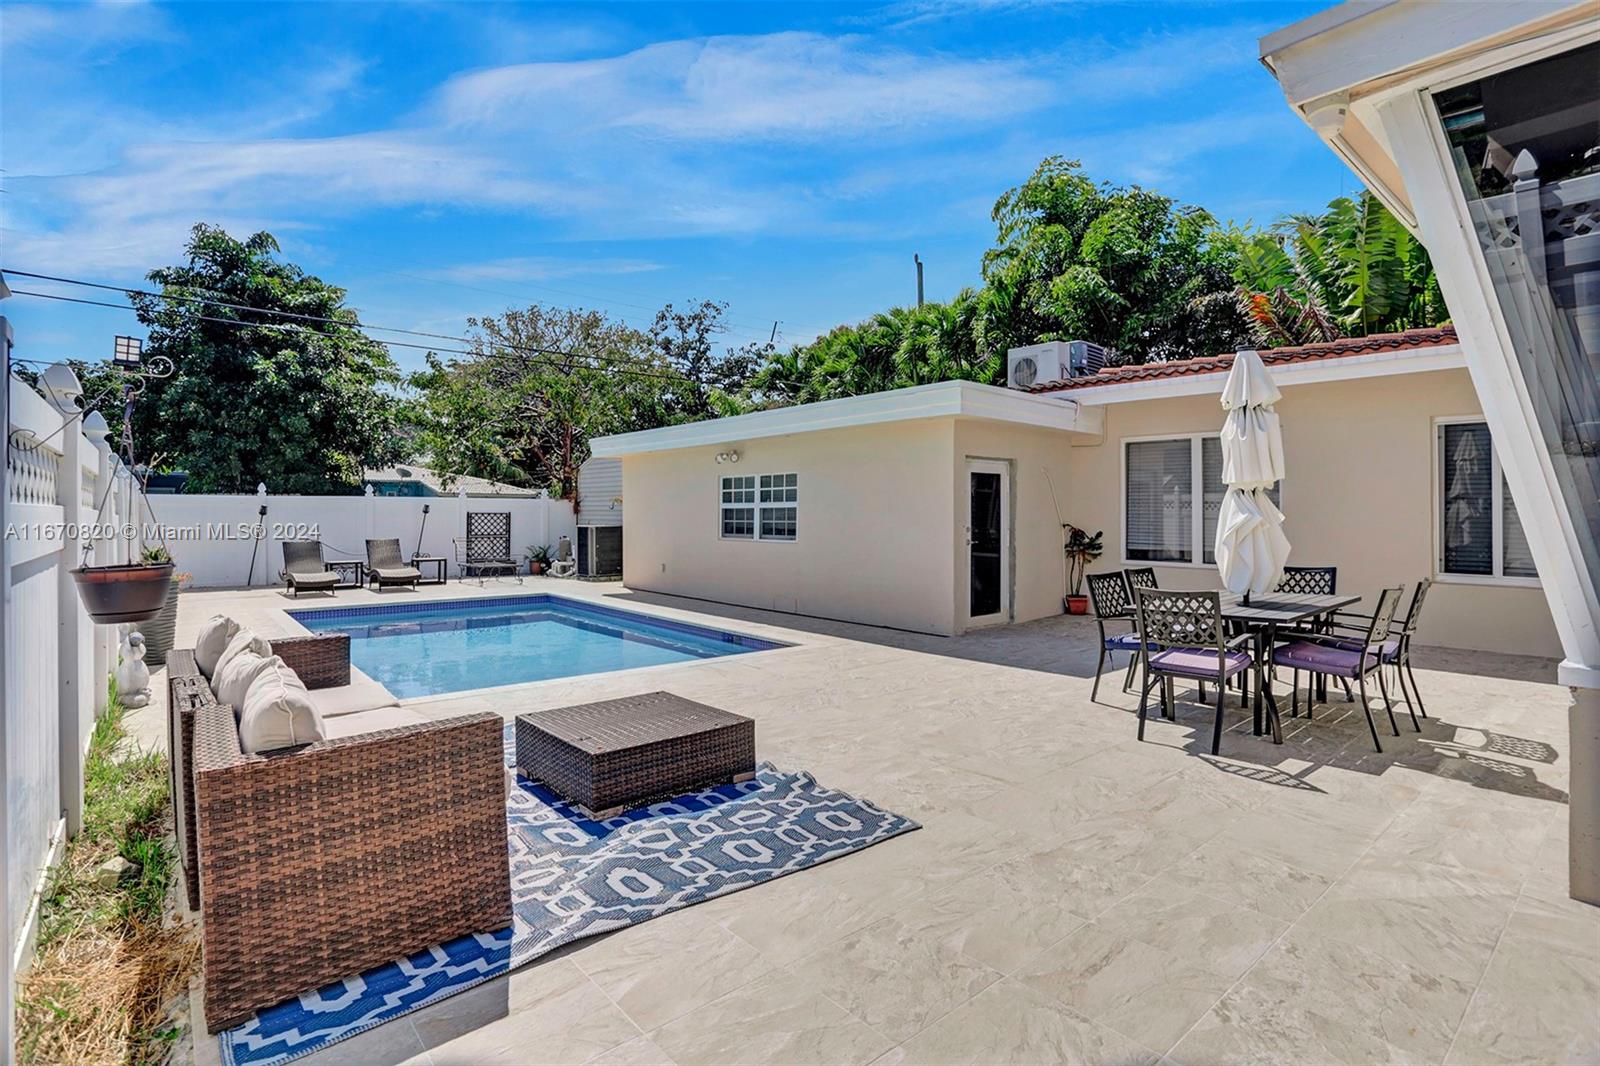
top-left (410, 306), bottom-right (666, 504)
top-left (126, 225), bottom-right (405, 493)
top-left (647, 301), bottom-right (770, 421)
top-left (981, 156), bottom-right (1250, 364)
top-left (1228, 191), bottom-right (1449, 346)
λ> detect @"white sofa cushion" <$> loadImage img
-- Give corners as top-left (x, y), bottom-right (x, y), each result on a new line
top-left (215, 651), bottom-right (287, 715)
top-left (194, 615), bottom-right (240, 679)
top-left (238, 664), bottom-right (325, 754)
top-left (210, 629), bottom-right (271, 697)
top-left (321, 704), bottom-right (429, 740)
top-left (305, 674), bottom-right (399, 718)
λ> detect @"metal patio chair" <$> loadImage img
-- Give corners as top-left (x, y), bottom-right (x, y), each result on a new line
top-left (1317, 577), bottom-right (1434, 722)
top-left (1273, 585), bottom-right (1406, 752)
top-left (1086, 572), bottom-right (1144, 703)
top-left (1132, 588), bottom-right (1253, 755)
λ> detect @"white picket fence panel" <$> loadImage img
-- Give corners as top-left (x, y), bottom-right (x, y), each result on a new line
top-left (147, 491), bottom-right (577, 588)
top-left (3, 348), bottom-right (129, 1023)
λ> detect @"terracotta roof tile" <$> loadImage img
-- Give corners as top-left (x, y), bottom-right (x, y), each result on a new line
top-left (1024, 326), bottom-right (1458, 393)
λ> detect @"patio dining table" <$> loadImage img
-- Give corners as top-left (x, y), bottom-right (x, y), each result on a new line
top-left (1218, 591), bottom-right (1361, 744)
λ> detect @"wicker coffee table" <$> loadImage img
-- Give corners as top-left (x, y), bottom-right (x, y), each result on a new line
top-left (514, 691), bottom-right (756, 817)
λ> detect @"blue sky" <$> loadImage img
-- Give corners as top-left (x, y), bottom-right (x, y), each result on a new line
top-left (2, 0), bottom-right (1352, 373)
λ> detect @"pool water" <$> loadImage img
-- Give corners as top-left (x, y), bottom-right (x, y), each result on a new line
top-left (289, 595), bottom-right (784, 698)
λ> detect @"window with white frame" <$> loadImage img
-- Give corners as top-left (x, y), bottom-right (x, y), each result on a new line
top-left (1124, 435), bottom-right (1279, 565)
top-left (1437, 420), bottom-right (1537, 581)
top-left (720, 475), bottom-right (755, 538)
top-left (720, 473), bottom-right (797, 541)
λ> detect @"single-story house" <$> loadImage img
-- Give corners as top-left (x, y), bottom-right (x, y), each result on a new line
top-left (590, 326), bottom-right (1561, 658)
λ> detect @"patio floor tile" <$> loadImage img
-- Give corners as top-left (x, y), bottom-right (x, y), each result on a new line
top-left (411, 958), bottom-right (642, 1065)
top-left (569, 914), bottom-right (774, 1032)
top-left (649, 969), bottom-right (893, 1066)
top-left (789, 915), bottom-right (1003, 1043)
top-left (1168, 927), bottom-right (1478, 1066)
top-left (1014, 919), bottom-right (1242, 1055)
top-left (883, 979), bottom-right (1162, 1066)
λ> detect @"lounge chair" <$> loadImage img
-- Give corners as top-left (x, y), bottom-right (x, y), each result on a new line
top-left (281, 540), bottom-right (341, 597)
top-left (366, 538), bottom-right (422, 590)
top-left (548, 535), bottom-right (577, 578)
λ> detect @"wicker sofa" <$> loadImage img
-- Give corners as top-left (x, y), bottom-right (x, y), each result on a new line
top-left (168, 628), bottom-right (511, 1033)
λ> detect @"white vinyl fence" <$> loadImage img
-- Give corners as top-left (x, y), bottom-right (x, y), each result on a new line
top-left (148, 489), bottom-right (576, 589)
top-left (2, 331), bottom-right (131, 1043)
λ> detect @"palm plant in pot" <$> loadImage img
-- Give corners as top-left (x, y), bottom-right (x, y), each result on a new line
top-left (526, 544), bottom-right (553, 576)
top-left (1062, 524), bottom-right (1104, 615)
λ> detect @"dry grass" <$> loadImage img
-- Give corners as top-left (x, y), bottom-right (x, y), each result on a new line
top-left (15, 688), bottom-right (198, 1066)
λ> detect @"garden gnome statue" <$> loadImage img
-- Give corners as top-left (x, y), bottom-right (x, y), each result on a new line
top-left (116, 628), bottom-right (152, 708)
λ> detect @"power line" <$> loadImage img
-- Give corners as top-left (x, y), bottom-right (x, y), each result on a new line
top-left (5, 289), bottom-right (694, 385)
top-left (1, 268), bottom-right (694, 375)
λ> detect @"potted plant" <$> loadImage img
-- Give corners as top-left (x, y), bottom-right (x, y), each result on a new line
top-left (141, 561), bottom-right (191, 667)
top-left (526, 544), bottom-right (553, 576)
top-left (70, 545), bottom-right (176, 625)
top-left (1062, 524), bottom-right (1104, 615)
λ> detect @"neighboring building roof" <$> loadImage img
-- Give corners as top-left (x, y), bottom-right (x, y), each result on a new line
top-left (590, 379), bottom-right (1103, 458)
top-left (1025, 327), bottom-right (1462, 403)
top-left (362, 463), bottom-right (542, 497)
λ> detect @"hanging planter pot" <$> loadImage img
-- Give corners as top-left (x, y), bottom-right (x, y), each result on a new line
top-left (70, 562), bottom-right (176, 624)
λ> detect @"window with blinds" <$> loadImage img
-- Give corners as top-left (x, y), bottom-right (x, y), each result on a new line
top-left (1439, 421), bottom-right (1537, 580)
top-left (1127, 436), bottom-right (1282, 565)
top-left (1126, 439), bottom-right (1194, 562)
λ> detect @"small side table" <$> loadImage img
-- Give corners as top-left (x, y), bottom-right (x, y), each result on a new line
top-left (326, 560), bottom-right (365, 589)
top-left (412, 555), bottom-right (447, 586)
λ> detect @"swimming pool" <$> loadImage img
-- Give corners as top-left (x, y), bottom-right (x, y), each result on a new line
top-left (289, 595), bottom-right (786, 698)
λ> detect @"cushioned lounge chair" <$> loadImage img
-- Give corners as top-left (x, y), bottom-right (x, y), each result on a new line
top-left (366, 538), bottom-right (422, 589)
top-left (281, 540), bottom-right (341, 597)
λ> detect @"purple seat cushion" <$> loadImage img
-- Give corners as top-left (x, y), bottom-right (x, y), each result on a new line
top-left (1273, 641), bottom-right (1380, 678)
top-left (1325, 636), bottom-right (1401, 660)
top-left (1104, 632), bottom-right (1145, 651)
top-left (1148, 647), bottom-right (1251, 679)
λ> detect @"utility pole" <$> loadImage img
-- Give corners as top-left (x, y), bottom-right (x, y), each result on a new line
top-left (914, 254), bottom-right (925, 308)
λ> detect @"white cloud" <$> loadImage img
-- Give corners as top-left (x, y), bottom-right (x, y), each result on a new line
top-left (437, 32), bottom-right (1051, 141)
top-left (426, 257), bottom-right (664, 284)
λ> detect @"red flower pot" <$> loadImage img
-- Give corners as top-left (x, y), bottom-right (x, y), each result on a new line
top-left (1065, 594), bottom-right (1089, 615)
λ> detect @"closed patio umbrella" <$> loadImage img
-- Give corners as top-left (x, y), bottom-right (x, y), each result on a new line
top-left (1214, 349), bottom-right (1289, 598)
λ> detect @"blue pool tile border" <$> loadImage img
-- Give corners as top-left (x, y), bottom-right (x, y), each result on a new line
top-left (288, 594), bottom-right (790, 652)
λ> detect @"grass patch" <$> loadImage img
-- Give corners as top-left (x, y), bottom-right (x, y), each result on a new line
top-left (15, 684), bottom-right (198, 1065)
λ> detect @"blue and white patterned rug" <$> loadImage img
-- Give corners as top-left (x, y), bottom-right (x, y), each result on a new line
top-left (219, 731), bottom-right (918, 1066)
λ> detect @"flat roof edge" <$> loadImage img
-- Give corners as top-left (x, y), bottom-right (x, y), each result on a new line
top-left (589, 380), bottom-right (1095, 457)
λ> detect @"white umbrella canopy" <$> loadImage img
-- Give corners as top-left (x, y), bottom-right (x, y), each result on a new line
top-left (1215, 349), bottom-right (1290, 596)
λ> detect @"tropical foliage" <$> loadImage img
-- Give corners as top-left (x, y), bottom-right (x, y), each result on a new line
top-left (411, 301), bottom-right (766, 502)
top-left (127, 225), bottom-right (406, 493)
top-left (1227, 191), bottom-right (1449, 347)
top-left (754, 157), bottom-right (1254, 403)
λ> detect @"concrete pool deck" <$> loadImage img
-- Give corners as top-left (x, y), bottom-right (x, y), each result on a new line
top-left (145, 578), bottom-right (1598, 1065)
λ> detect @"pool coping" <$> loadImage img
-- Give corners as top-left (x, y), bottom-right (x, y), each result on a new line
top-left (284, 592), bottom-right (794, 703)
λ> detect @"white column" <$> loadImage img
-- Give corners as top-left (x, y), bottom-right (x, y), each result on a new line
top-left (42, 367), bottom-right (86, 837)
